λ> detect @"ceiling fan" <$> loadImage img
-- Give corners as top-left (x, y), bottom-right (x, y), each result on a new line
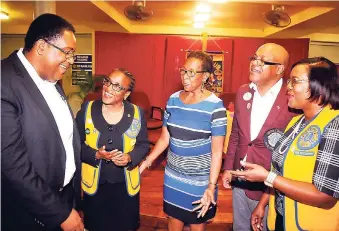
top-left (124, 0), bottom-right (153, 21)
top-left (263, 5), bottom-right (291, 28)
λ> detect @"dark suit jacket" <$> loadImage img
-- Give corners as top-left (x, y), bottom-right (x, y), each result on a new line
top-left (1, 51), bottom-right (81, 230)
top-left (223, 83), bottom-right (294, 200)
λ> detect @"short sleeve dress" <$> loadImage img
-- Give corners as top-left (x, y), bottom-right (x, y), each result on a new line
top-left (163, 91), bottom-right (227, 224)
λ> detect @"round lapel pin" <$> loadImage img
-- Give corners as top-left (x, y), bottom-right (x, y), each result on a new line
top-left (243, 92), bottom-right (252, 101)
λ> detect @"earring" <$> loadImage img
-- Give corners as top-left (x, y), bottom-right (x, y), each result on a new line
top-left (201, 82), bottom-right (205, 93)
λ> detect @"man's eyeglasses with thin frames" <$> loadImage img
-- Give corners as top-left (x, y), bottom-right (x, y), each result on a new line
top-left (44, 39), bottom-right (75, 60)
top-left (249, 55), bottom-right (281, 66)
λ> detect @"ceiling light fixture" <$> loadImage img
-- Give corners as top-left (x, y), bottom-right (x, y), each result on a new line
top-left (196, 3), bottom-right (211, 13)
top-left (194, 13), bottom-right (210, 22)
top-left (0, 11), bottom-right (9, 20)
top-left (193, 22), bottom-right (205, 29)
top-left (208, 0), bottom-right (227, 3)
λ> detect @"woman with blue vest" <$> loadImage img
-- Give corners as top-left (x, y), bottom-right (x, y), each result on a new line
top-left (75, 68), bottom-right (149, 231)
top-left (230, 57), bottom-right (339, 231)
top-left (139, 51), bottom-right (227, 231)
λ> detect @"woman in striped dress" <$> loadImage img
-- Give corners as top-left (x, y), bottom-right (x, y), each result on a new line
top-left (140, 51), bottom-right (227, 231)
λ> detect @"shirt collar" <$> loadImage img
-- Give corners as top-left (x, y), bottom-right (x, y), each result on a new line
top-left (16, 48), bottom-right (57, 86)
top-left (249, 78), bottom-right (282, 97)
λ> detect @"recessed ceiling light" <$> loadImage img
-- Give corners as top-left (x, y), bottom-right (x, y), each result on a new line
top-left (194, 13), bottom-right (210, 22)
top-left (196, 3), bottom-right (211, 13)
top-left (208, 0), bottom-right (227, 3)
top-left (193, 22), bottom-right (205, 29)
top-left (0, 11), bottom-right (9, 20)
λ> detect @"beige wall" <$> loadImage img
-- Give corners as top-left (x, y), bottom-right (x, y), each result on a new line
top-left (309, 41), bottom-right (339, 64)
top-left (1, 34), bottom-right (25, 59)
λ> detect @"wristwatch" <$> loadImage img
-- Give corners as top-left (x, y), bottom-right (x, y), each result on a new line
top-left (264, 171), bottom-right (278, 188)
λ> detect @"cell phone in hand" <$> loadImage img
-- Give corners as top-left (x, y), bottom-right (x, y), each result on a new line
top-left (240, 154), bottom-right (247, 171)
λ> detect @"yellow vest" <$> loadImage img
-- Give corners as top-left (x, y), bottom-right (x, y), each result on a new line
top-left (81, 101), bottom-right (141, 196)
top-left (268, 106), bottom-right (339, 231)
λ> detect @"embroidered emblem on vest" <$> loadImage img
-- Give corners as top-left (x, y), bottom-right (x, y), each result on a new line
top-left (295, 125), bottom-right (321, 156)
top-left (264, 128), bottom-right (284, 151)
top-left (125, 118), bottom-right (141, 138)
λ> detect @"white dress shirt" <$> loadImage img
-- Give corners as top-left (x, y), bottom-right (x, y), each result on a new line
top-left (250, 78), bottom-right (282, 141)
top-left (17, 48), bottom-right (76, 186)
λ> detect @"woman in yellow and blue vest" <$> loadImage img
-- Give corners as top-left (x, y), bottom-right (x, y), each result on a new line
top-left (75, 68), bottom-right (149, 231)
top-left (230, 57), bottom-right (339, 231)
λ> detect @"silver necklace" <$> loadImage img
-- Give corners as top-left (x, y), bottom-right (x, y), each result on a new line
top-left (278, 107), bottom-right (324, 155)
top-left (278, 116), bottom-right (305, 155)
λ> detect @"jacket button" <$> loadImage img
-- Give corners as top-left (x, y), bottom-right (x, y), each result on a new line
top-left (108, 139), bottom-right (113, 144)
top-left (108, 125), bottom-right (113, 131)
top-left (248, 143), bottom-right (252, 146)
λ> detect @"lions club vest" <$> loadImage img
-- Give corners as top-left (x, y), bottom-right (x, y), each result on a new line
top-left (81, 101), bottom-right (141, 197)
top-left (267, 106), bottom-right (339, 231)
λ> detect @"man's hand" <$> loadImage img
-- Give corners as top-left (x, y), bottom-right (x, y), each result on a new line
top-left (251, 205), bottom-right (265, 231)
top-left (60, 209), bottom-right (84, 231)
top-left (222, 170), bottom-right (232, 189)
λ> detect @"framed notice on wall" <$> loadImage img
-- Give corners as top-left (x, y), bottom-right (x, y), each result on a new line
top-left (186, 51), bottom-right (224, 95)
top-left (71, 54), bottom-right (92, 86)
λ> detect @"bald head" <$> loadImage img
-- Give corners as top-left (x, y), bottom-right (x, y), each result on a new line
top-left (249, 43), bottom-right (289, 91)
top-left (256, 43), bottom-right (289, 67)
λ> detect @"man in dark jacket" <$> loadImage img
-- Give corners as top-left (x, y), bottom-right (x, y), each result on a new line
top-left (1, 13), bottom-right (83, 231)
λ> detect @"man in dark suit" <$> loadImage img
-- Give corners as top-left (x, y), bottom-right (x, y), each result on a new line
top-left (1, 14), bottom-right (84, 231)
top-left (222, 43), bottom-right (295, 231)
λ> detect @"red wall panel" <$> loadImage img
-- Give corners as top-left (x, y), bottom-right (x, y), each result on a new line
top-left (95, 32), bottom-right (167, 107)
top-left (230, 38), bottom-right (309, 92)
top-left (95, 32), bottom-right (309, 107)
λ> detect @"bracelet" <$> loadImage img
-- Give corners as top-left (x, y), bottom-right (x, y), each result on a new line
top-left (145, 157), bottom-right (152, 169)
top-left (208, 182), bottom-right (217, 189)
top-left (264, 171), bottom-right (278, 188)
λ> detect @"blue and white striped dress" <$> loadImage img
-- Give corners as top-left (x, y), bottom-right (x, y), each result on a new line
top-left (163, 91), bottom-right (227, 223)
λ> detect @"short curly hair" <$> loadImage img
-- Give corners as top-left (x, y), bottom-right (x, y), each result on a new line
top-left (187, 51), bottom-right (214, 73)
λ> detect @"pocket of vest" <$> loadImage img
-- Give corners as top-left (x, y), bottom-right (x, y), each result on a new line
top-left (81, 162), bottom-right (101, 195)
top-left (295, 200), bottom-right (339, 231)
top-left (124, 166), bottom-right (140, 197)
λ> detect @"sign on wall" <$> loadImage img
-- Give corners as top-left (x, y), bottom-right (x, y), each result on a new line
top-left (71, 54), bottom-right (92, 86)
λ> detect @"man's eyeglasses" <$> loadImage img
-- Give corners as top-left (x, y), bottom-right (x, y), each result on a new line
top-left (287, 77), bottom-right (309, 87)
top-left (179, 68), bottom-right (206, 78)
top-left (44, 39), bottom-right (75, 60)
top-left (102, 77), bottom-right (127, 92)
top-left (249, 55), bottom-right (281, 66)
